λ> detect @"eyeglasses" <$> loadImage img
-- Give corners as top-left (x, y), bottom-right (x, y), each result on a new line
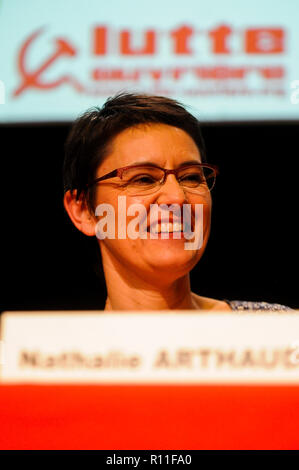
top-left (87, 162), bottom-right (219, 196)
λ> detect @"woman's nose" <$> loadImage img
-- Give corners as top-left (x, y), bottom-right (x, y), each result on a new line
top-left (155, 174), bottom-right (187, 205)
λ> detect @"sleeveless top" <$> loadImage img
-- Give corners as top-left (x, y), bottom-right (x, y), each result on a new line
top-left (224, 300), bottom-right (294, 312)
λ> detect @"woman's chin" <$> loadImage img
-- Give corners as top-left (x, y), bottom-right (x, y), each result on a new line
top-left (144, 243), bottom-right (201, 272)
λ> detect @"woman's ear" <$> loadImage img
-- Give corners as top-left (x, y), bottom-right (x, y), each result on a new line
top-left (63, 190), bottom-right (96, 237)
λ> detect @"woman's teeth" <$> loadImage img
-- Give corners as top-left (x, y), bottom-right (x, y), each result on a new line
top-left (150, 222), bottom-right (184, 234)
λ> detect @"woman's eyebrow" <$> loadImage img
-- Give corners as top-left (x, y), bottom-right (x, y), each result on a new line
top-left (127, 159), bottom-right (201, 168)
top-left (177, 160), bottom-right (201, 167)
top-left (128, 161), bottom-right (161, 167)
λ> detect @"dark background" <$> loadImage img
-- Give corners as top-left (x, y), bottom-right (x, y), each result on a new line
top-left (1, 122), bottom-right (298, 311)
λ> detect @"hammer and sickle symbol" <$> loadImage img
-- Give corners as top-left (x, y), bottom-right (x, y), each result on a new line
top-left (13, 28), bottom-right (84, 96)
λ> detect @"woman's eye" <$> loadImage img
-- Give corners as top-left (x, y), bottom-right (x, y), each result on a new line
top-left (180, 173), bottom-right (203, 184)
top-left (130, 175), bottom-right (156, 185)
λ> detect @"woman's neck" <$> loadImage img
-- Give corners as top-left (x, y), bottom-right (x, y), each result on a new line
top-left (102, 255), bottom-right (197, 311)
top-left (104, 280), bottom-right (196, 311)
top-left (100, 246), bottom-right (232, 311)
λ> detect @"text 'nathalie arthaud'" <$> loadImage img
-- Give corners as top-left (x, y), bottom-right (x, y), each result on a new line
top-left (19, 346), bottom-right (299, 369)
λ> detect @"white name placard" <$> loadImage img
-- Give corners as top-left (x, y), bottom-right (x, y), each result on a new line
top-left (1, 311), bottom-right (299, 384)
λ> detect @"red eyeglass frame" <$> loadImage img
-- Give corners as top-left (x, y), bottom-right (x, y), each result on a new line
top-left (86, 162), bottom-right (219, 188)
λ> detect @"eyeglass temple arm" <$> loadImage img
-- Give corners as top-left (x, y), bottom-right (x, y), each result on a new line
top-left (204, 163), bottom-right (219, 175)
top-left (86, 169), bottom-right (118, 188)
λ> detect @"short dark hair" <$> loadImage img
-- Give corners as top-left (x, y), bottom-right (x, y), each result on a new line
top-left (63, 92), bottom-right (207, 210)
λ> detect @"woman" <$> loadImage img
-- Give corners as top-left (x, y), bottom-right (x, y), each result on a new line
top-left (63, 92), bottom-right (291, 312)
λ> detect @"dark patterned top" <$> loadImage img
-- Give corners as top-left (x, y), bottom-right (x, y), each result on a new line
top-left (224, 300), bottom-right (294, 312)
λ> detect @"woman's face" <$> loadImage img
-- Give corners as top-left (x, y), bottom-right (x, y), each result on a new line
top-left (92, 123), bottom-right (212, 285)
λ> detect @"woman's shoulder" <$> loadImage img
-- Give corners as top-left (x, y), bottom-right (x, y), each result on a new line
top-left (224, 299), bottom-right (294, 312)
top-left (192, 294), bottom-right (231, 310)
top-left (191, 293), bottom-right (295, 312)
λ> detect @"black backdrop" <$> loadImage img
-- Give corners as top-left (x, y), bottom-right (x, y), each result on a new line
top-left (1, 122), bottom-right (298, 311)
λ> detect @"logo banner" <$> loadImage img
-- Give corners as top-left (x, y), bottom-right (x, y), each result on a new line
top-left (0, 0), bottom-right (299, 122)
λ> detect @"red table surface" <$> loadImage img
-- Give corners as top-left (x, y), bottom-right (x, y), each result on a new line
top-left (0, 384), bottom-right (298, 450)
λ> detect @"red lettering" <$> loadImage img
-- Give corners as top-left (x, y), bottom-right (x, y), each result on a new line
top-left (230, 67), bottom-right (247, 79)
top-left (93, 26), bottom-right (107, 55)
top-left (259, 67), bottom-right (284, 79)
top-left (92, 68), bottom-right (140, 81)
top-left (120, 30), bottom-right (156, 55)
top-left (170, 25), bottom-right (194, 54)
top-left (193, 66), bottom-right (248, 80)
top-left (148, 69), bottom-right (162, 80)
top-left (170, 68), bottom-right (187, 80)
top-left (209, 24), bottom-right (232, 54)
top-left (91, 24), bottom-right (286, 58)
top-left (245, 28), bottom-right (284, 53)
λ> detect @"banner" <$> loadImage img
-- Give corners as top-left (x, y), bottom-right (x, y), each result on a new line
top-left (0, 0), bottom-right (299, 122)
